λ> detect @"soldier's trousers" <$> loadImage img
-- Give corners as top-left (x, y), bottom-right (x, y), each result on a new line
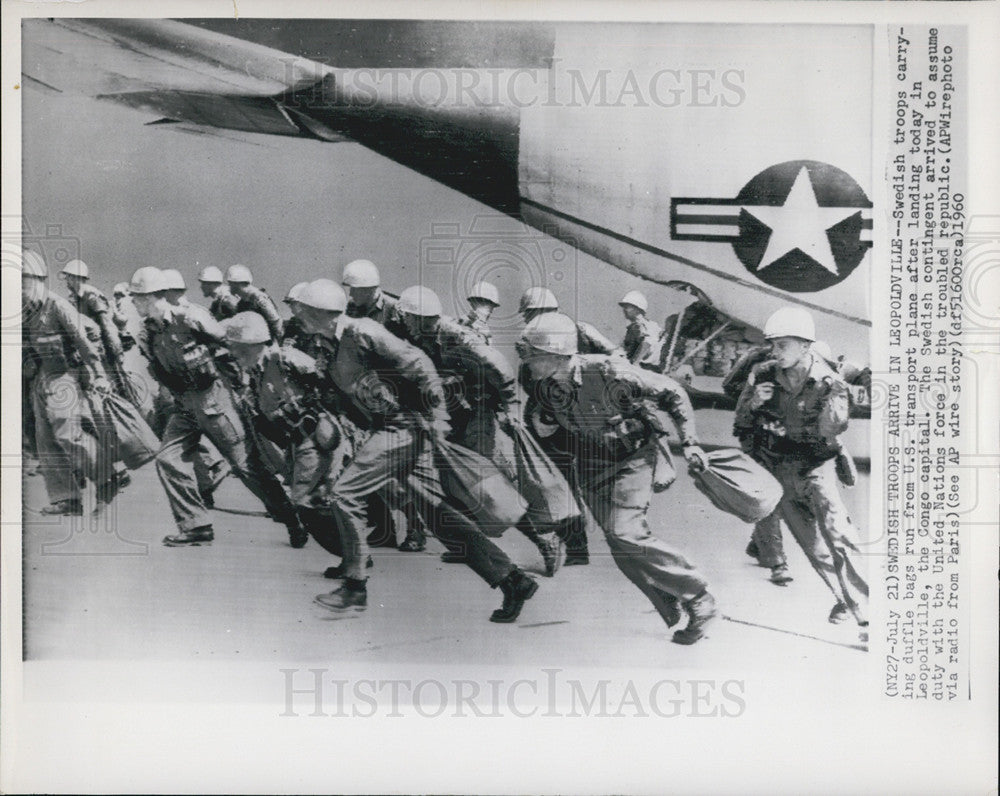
top-left (328, 424), bottom-right (516, 584)
top-left (751, 511), bottom-right (786, 568)
top-left (154, 380), bottom-right (294, 532)
top-left (771, 456), bottom-right (869, 623)
top-left (31, 371), bottom-right (100, 502)
top-left (288, 431), bottom-right (354, 556)
top-left (577, 442), bottom-right (709, 621)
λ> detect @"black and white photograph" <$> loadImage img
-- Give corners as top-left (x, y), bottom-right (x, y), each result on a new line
top-left (2, 3), bottom-right (997, 794)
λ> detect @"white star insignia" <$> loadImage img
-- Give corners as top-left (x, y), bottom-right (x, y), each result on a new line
top-left (743, 167), bottom-right (859, 276)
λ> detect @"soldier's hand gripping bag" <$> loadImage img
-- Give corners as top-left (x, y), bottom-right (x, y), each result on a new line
top-left (434, 437), bottom-right (528, 537)
top-left (94, 390), bottom-right (161, 469)
top-left (508, 422), bottom-right (581, 525)
top-left (835, 446), bottom-right (858, 487)
top-left (689, 448), bottom-right (783, 524)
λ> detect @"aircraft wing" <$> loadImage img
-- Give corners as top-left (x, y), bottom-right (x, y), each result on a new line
top-left (21, 18), bottom-right (342, 139)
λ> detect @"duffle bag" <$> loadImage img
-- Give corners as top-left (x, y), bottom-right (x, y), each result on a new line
top-left (690, 448), bottom-right (783, 524)
top-left (95, 390), bottom-right (162, 469)
top-left (434, 436), bottom-right (527, 536)
top-left (508, 422), bottom-right (581, 526)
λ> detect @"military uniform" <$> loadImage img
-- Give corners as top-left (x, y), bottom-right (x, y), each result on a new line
top-left (347, 291), bottom-right (405, 335)
top-left (22, 292), bottom-right (107, 506)
top-left (233, 286), bottom-right (283, 341)
top-left (69, 283), bottom-right (141, 404)
top-left (723, 345), bottom-right (788, 574)
top-left (146, 302), bottom-right (295, 537)
top-left (527, 354), bottom-right (711, 622)
top-left (344, 290), bottom-right (417, 547)
top-left (623, 315), bottom-right (665, 372)
top-left (456, 313), bottom-right (492, 345)
top-left (245, 343), bottom-right (353, 551)
top-left (316, 316), bottom-right (519, 588)
top-left (406, 316), bottom-right (567, 567)
top-left (734, 351), bottom-right (868, 623)
top-left (209, 286), bottom-right (240, 321)
top-left (281, 315), bottom-right (319, 356)
top-left (575, 320), bottom-right (623, 357)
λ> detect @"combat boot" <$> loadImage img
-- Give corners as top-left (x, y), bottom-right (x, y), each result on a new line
top-left (398, 533), bottom-right (426, 552)
top-left (671, 590), bottom-right (717, 645)
top-left (490, 569), bottom-right (539, 623)
top-left (769, 564), bottom-right (793, 586)
top-left (652, 588), bottom-right (683, 628)
top-left (558, 516), bottom-right (589, 566)
top-left (287, 518), bottom-right (309, 549)
top-left (315, 578), bottom-right (368, 613)
top-left (163, 525), bottom-right (214, 547)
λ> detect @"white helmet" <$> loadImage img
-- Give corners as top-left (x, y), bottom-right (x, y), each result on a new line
top-left (60, 259), bottom-right (90, 279)
top-left (226, 264), bottom-right (253, 284)
top-left (342, 259), bottom-right (381, 289)
top-left (284, 281), bottom-right (309, 303)
top-left (297, 279), bottom-right (347, 312)
top-left (764, 307), bottom-right (816, 342)
top-left (199, 266), bottom-right (224, 283)
top-left (225, 312), bottom-right (271, 345)
top-left (129, 266), bottom-right (166, 295)
top-left (521, 312), bottom-right (578, 356)
top-left (161, 269), bottom-right (186, 291)
top-left (619, 290), bottom-right (648, 313)
top-left (519, 287), bottom-right (559, 313)
top-left (398, 285), bottom-right (443, 317)
top-left (468, 281), bottom-right (500, 307)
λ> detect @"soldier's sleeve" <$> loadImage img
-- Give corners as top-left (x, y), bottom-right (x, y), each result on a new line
top-left (578, 321), bottom-right (625, 357)
top-left (818, 376), bottom-right (850, 442)
top-left (281, 346), bottom-right (320, 386)
top-left (363, 321), bottom-right (447, 420)
top-left (251, 289), bottom-right (284, 341)
top-left (85, 292), bottom-right (126, 361)
top-left (650, 372), bottom-right (699, 446)
top-left (185, 304), bottom-right (227, 345)
top-left (463, 329), bottom-right (517, 409)
top-left (733, 364), bottom-right (768, 440)
top-left (53, 298), bottom-right (105, 380)
top-left (614, 361), bottom-right (698, 446)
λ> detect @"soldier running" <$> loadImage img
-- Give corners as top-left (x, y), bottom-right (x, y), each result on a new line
top-left (59, 259), bottom-right (139, 406)
top-left (21, 249), bottom-right (113, 516)
top-left (723, 340), bottom-right (793, 586)
top-left (518, 312), bottom-right (717, 645)
top-left (734, 307), bottom-right (868, 630)
top-left (395, 286), bottom-right (565, 575)
top-left (129, 266), bottom-right (301, 547)
top-left (226, 264), bottom-right (284, 341)
top-left (457, 281), bottom-right (501, 344)
top-left (295, 280), bottom-right (541, 622)
top-left (198, 266), bottom-right (240, 321)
